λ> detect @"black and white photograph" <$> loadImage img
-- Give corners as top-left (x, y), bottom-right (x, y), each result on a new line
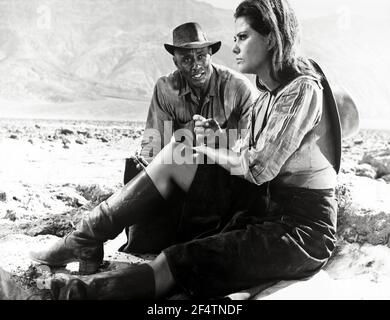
top-left (0, 0), bottom-right (390, 305)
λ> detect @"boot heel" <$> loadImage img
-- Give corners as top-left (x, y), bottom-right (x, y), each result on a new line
top-left (79, 260), bottom-right (100, 275)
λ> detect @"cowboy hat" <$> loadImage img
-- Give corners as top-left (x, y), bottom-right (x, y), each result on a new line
top-left (164, 22), bottom-right (221, 55)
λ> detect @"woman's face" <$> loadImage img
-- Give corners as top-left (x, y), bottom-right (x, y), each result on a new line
top-left (233, 16), bottom-right (272, 75)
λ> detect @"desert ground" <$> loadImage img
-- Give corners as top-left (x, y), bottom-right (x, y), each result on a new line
top-left (1, 117), bottom-right (390, 300)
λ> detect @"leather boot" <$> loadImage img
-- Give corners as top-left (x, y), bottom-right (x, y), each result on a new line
top-left (29, 171), bottom-right (165, 274)
top-left (50, 263), bottom-right (155, 300)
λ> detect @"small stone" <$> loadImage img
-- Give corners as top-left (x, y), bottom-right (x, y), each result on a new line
top-left (355, 163), bottom-right (377, 179)
top-left (54, 190), bottom-right (88, 207)
top-left (100, 137), bottom-right (109, 143)
top-left (59, 128), bottom-right (74, 135)
top-left (75, 138), bottom-right (85, 145)
top-left (0, 191), bottom-right (6, 202)
top-left (9, 134), bottom-right (18, 139)
top-left (77, 130), bottom-right (92, 138)
top-left (354, 139), bottom-right (364, 145)
top-left (5, 210), bottom-right (17, 221)
top-left (360, 149), bottom-right (390, 177)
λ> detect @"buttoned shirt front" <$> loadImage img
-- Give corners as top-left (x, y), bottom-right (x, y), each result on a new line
top-left (140, 63), bottom-right (259, 162)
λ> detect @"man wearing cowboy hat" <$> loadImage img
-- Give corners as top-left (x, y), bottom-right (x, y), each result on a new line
top-left (133, 21), bottom-right (258, 164)
top-left (120, 22), bottom-right (258, 254)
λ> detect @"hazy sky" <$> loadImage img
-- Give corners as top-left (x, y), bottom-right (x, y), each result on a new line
top-left (195, 0), bottom-right (376, 19)
top-left (195, 0), bottom-right (328, 18)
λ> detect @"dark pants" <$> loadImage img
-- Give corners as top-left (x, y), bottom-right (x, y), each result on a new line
top-left (122, 164), bottom-right (337, 298)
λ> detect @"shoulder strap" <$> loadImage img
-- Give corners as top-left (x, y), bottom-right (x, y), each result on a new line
top-left (309, 59), bottom-right (342, 174)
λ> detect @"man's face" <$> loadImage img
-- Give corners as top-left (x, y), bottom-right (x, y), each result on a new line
top-left (173, 47), bottom-right (213, 90)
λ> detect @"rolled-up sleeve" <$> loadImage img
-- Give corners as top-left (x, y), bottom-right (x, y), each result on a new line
top-left (140, 79), bottom-right (173, 162)
top-left (224, 76), bottom-right (258, 151)
top-left (239, 80), bottom-right (323, 185)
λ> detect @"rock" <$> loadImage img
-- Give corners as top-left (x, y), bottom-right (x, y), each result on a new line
top-left (75, 138), bottom-right (85, 145)
top-left (4, 210), bottom-right (16, 222)
top-left (0, 192), bottom-right (6, 202)
top-left (9, 134), bottom-right (18, 139)
top-left (61, 137), bottom-right (71, 149)
top-left (75, 184), bottom-right (114, 204)
top-left (77, 130), bottom-right (92, 139)
top-left (58, 128), bottom-right (74, 135)
top-left (24, 215), bottom-right (75, 237)
top-left (35, 124), bottom-right (41, 129)
top-left (354, 139), bottom-right (364, 145)
top-left (336, 174), bottom-right (390, 245)
top-left (360, 149), bottom-right (390, 177)
top-left (52, 188), bottom-right (88, 207)
top-left (354, 163), bottom-right (377, 179)
top-left (100, 137), bottom-right (109, 143)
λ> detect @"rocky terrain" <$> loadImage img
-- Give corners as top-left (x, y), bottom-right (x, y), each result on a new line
top-left (0, 117), bottom-right (390, 299)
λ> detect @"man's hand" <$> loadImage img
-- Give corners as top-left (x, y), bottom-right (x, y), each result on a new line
top-left (129, 155), bottom-right (148, 171)
top-left (193, 114), bottom-right (222, 147)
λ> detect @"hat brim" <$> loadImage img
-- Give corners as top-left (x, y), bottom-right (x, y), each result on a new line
top-left (164, 41), bottom-right (221, 55)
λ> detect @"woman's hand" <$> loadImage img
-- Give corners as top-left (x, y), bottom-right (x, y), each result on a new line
top-left (192, 145), bottom-right (243, 176)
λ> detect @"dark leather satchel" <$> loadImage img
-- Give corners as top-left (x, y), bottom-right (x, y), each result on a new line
top-left (123, 156), bottom-right (148, 184)
top-left (123, 158), bottom-right (139, 185)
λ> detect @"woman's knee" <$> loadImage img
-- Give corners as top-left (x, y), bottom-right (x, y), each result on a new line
top-left (146, 142), bottom-right (197, 196)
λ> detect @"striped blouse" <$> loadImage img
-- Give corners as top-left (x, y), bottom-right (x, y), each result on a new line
top-left (233, 75), bottom-right (337, 189)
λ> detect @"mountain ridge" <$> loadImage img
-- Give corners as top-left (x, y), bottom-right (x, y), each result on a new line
top-left (0, 0), bottom-right (389, 123)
